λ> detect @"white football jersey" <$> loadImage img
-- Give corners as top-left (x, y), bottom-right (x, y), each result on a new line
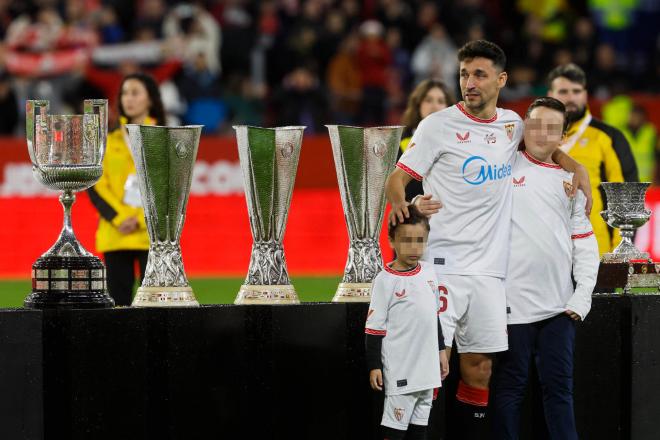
top-left (398, 103), bottom-right (523, 277)
top-left (365, 262), bottom-right (442, 396)
top-left (506, 150), bottom-right (599, 324)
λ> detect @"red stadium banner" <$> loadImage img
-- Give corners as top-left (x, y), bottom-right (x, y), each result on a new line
top-left (0, 136), bottom-right (392, 278)
top-left (3, 135), bottom-right (660, 278)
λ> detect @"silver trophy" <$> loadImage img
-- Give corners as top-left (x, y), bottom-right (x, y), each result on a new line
top-left (25, 99), bottom-right (114, 308)
top-left (327, 125), bottom-right (403, 302)
top-left (601, 182), bottom-right (652, 262)
top-left (126, 124), bottom-right (202, 307)
top-left (234, 125), bottom-right (305, 304)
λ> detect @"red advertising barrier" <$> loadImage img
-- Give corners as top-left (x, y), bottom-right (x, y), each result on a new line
top-left (0, 136), bottom-right (392, 278)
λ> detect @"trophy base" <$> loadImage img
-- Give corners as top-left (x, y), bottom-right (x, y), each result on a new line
top-left (132, 286), bottom-right (199, 307)
top-left (595, 260), bottom-right (660, 294)
top-left (332, 283), bottom-right (372, 303)
top-left (235, 285), bottom-right (300, 305)
top-left (26, 256), bottom-right (114, 309)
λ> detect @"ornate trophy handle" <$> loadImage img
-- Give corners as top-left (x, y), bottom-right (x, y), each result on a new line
top-left (83, 99), bottom-right (108, 162)
top-left (25, 100), bottom-right (50, 170)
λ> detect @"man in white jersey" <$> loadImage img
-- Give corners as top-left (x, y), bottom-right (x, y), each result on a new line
top-left (492, 97), bottom-right (599, 440)
top-left (385, 40), bottom-right (592, 438)
top-left (365, 206), bottom-right (449, 440)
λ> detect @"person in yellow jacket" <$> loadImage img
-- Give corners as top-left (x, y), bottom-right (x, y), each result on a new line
top-left (88, 73), bottom-right (166, 305)
top-left (398, 79), bottom-right (455, 201)
top-left (547, 63), bottom-right (638, 256)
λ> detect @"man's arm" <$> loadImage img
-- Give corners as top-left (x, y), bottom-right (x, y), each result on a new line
top-left (385, 167), bottom-right (413, 225)
top-left (552, 149), bottom-right (593, 215)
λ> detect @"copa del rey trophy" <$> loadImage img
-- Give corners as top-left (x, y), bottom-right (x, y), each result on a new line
top-left (595, 182), bottom-right (660, 293)
top-left (126, 124), bottom-right (202, 307)
top-left (327, 125), bottom-right (403, 302)
top-left (25, 100), bottom-right (114, 308)
top-left (234, 125), bottom-right (304, 305)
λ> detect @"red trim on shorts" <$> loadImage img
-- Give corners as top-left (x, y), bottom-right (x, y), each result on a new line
top-left (522, 150), bottom-right (562, 169)
top-left (365, 328), bottom-right (387, 336)
top-left (456, 102), bottom-right (497, 123)
top-left (384, 263), bottom-right (421, 276)
top-left (396, 162), bottom-right (423, 181)
top-left (456, 380), bottom-right (489, 407)
top-left (571, 231), bottom-right (594, 240)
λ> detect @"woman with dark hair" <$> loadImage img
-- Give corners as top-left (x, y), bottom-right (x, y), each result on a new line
top-left (88, 73), bottom-right (166, 306)
top-left (399, 79), bottom-right (455, 201)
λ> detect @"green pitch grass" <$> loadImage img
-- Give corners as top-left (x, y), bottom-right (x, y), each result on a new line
top-left (0, 276), bottom-right (342, 308)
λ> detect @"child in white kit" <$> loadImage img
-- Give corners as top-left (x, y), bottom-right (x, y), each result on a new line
top-left (365, 205), bottom-right (450, 440)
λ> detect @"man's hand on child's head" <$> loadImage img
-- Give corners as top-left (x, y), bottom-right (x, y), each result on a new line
top-left (414, 194), bottom-right (443, 217)
top-left (369, 369), bottom-right (383, 391)
top-left (389, 201), bottom-right (410, 226)
top-left (440, 350), bottom-right (449, 380)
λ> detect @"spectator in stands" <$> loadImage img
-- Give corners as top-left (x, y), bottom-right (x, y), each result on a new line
top-left (88, 73), bottom-right (164, 306)
top-left (357, 20), bottom-right (391, 125)
top-left (411, 24), bottom-right (457, 93)
top-left (398, 79), bottom-right (455, 201)
top-left (272, 64), bottom-right (327, 133)
top-left (547, 63), bottom-right (638, 255)
top-left (327, 32), bottom-right (361, 125)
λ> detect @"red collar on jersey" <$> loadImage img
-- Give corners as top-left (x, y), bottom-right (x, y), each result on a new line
top-left (456, 102), bottom-right (497, 123)
top-left (384, 263), bottom-right (421, 276)
top-left (522, 150), bottom-right (562, 169)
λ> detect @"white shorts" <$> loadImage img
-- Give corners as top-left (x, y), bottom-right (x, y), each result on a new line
top-left (382, 389), bottom-right (434, 430)
top-left (437, 274), bottom-right (508, 354)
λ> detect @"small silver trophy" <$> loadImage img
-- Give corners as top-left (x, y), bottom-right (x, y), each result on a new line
top-left (601, 182), bottom-right (652, 262)
top-left (595, 182), bottom-right (660, 294)
top-left (327, 125), bottom-right (403, 302)
top-left (234, 125), bottom-right (305, 304)
top-left (25, 99), bottom-right (114, 308)
top-left (126, 124), bottom-right (202, 307)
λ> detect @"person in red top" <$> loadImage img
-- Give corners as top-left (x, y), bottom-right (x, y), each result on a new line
top-left (357, 20), bottom-right (392, 125)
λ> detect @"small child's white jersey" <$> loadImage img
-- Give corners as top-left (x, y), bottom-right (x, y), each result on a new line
top-left (365, 261), bottom-right (442, 395)
top-left (506, 150), bottom-right (599, 324)
top-left (397, 103), bottom-right (523, 278)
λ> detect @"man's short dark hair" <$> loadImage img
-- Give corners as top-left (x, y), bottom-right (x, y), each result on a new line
top-left (388, 205), bottom-right (430, 239)
top-left (457, 40), bottom-right (506, 71)
top-left (525, 96), bottom-right (569, 134)
top-left (546, 63), bottom-right (587, 88)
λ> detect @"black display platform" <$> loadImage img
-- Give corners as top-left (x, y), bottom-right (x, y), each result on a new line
top-left (1, 295), bottom-right (659, 440)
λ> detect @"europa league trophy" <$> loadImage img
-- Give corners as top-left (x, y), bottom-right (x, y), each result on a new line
top-left (126, 124), bottom-right (201, 307)
top-left (327, 125), bottom-right (403, 302)
top-left (234, 125), bottom-right (305, 305)
top-left (25, 99), bottom-right (114, 308)
top-left (595, 182), bottom-right (659, 293)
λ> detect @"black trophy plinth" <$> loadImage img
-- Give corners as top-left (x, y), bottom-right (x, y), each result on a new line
top-left (26, 256), bottom-right (114, 309)
top-left (594, 260), bottom-right (660, 293)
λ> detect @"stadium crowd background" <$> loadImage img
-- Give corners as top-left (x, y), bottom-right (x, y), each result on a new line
top-left (0, 0), bottom-right (658, 177)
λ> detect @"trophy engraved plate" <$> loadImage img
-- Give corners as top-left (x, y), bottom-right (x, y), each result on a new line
top-left (595, 182), bottom-right (660, 294)
top-left (326, 125), bottom-right (403, 302)
top-left (234, 125), bottom-right (305, 305)
top-left (24, 99), bottom-right (114, 308)
top-left (126, 124), bottom-right (202, 307)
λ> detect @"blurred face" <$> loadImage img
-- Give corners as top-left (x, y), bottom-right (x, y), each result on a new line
top-left (548, 77), bottom-right (587, 123)
top-left (389, 223), bottom-right (428, 268)
top-left (121, 79), bottom-right (151, 123)
top-left (419, 87), bottom-right (448, 119)
top-left (524, 106), bottom-right (565, 161)
top-left (459, 57), bottom-right (507, 113)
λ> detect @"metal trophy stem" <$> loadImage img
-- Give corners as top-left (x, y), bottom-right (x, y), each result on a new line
top-left (327, 125), bottom-right (403, 302)
top-left (25, 99), bottom-right (114, 309)
top-left (234, 125), bottom-right (304, 305)
top-left (126, 124), bottom-right (202, 307)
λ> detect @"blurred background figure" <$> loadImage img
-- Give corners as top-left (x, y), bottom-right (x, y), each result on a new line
top-left (88, 73), bottom-right (165, 306)
top-left (399, 79), bottom-right (455, 201)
